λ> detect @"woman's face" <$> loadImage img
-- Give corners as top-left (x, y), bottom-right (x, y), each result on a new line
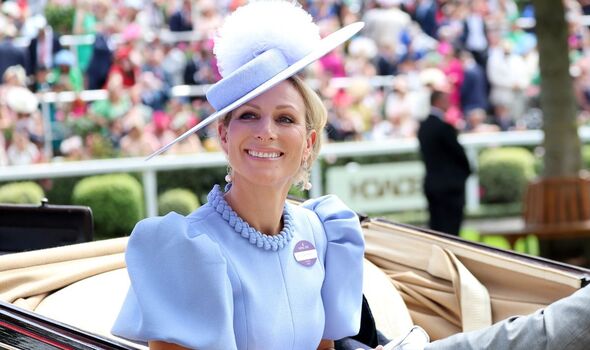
top-left (218, 81), bottom-right (316, 189)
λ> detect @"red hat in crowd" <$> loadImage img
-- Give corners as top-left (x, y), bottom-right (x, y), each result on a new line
top-left (115, 45), bottom-right (133, 60)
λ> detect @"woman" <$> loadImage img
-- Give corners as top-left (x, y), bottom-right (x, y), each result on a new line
top-left (112, 2), bottom-right (369, 349)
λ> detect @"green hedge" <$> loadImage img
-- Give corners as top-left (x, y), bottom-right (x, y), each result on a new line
top-left (0, 182), bottom-right (45, 204)
top-left (479, 147), bottom-right (536, 203)
top-left (72, 174), bottom-right (143, 239)
top-left (44, 176), bottom-right (85, 204)
top-left (158, 188), bottom-right (200, 216)
top-left (44, 5), bottom-right (75, 35)
top-left (157, 167), bottom-right (226, 204)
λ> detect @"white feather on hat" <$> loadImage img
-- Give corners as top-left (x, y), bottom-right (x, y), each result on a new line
top-left (214, 1), bottom-right (320, 78)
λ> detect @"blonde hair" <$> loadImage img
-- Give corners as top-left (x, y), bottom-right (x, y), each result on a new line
top-left (221, 75), bottom-right (327, 189)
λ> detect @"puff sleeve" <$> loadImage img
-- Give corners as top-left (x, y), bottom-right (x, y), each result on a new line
top-left (111, 213), bottom-right (237, 350)
top-left (302, 195), bottom-right (365, 340)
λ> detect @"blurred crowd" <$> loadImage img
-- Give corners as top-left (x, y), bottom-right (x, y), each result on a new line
top-left (0, 0), bottom-right (590, 166)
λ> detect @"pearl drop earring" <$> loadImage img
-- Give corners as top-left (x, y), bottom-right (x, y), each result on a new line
top-left (225, 165), bottom-right (232, 183)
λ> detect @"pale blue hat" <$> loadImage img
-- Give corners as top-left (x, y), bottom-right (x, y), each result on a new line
top-left (54, 50), bottom-right (75, 67)
top-left (147, 1), bottom-right (363, 159)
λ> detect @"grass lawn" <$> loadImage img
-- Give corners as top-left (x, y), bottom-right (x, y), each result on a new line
top-left (460, 227), bottom-right (540, 256)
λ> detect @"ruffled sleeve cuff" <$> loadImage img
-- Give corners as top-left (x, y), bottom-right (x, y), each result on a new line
top-left (302, 195), bottom-right (365, 340)
top-left (111, 213), bottom-right (237, 350)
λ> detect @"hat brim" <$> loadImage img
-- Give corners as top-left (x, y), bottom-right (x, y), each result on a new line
top-left (6, 87), bottom-right (39, 114)
top-left (146, 21), bottom-right (364, 160)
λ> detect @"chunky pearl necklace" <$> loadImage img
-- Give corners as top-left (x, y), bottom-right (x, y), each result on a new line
top-left (207, 185), bottom-right (294, 251)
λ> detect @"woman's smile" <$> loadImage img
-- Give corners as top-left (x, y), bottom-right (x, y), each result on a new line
top-left (246, 149), bottom-right (284, 159)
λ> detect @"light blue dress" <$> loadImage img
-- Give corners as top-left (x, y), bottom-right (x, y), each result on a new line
top-left (112, 185), bottom-right (365, 349)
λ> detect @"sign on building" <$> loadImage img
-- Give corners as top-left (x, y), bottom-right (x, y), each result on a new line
top-left (326, 161), bottom-right (426, 214)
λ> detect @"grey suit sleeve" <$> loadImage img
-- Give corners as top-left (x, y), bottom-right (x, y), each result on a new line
top-left (425, 286), bottom-right (590, 350)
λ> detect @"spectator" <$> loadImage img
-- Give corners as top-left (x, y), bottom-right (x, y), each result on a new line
top-left (0, 65), bottom-right (27, 129)
top-left (121, 0), bottom-right (144, 25)
top-left (134, 0), bottom-right (167, 32)
top-left (376, 75), bottom-right (418, 139)
top-left (413, 0), bottom-right (439, 39)
top-left (59, 135), bottom-right (86, 161)
top-left (7, 125), bottom-right (41, 165)
top-left (6, 86), bottom-right (44, 150)
top-left (169, 110), bottom-right (203, 154)
top-left (72, 0), bottom-right (101, 73)
top-left (459, 0), bottom-right (489, 69)
top-left (487, 39), bottom-right (530, 130)
top-left (0, 65), bottom-right (27, 141)
top-left (140, 43), bottom-right (171, 110)
top-left (346, 36), bottom-right (378, 76)
top-left (183, 42), bottom-right (215, 87)
top-left (169, 0), bottom-right (194, 32)
top-left (326, 91), bottom-right (363, 141)
top-left (128, 83), bottom-right (153, 122)
top-left (196, 0), bottom-right (223, 39)
top-left (460, 50), bottom-right (488, 116)
top-left (88, 75), bottom-right (132, 133)
top-left (105, 117), bottom-right (124, 153)
top-left (375, 42), bottom-right (399, 76)
top-left (439, 42), bottom-right (465, 126)
top-left (0, 16), bottom-right (26, 80)
top-left (106, 45), bottom-right (140, 88)
top-left (26, 16), bottom-right (62, 89)
top-left (86, 14), bottom-right (116, 90)
top-left (1, 64), bottom-right (27, 88)
top-left (417, 84), bottom-right (472, 236)
top-left (119, 114), bottom-right (160, 157)
top-left (314, 17), bottom-right (348, 80)
top-left (167, 42), bottom-right (190, 86)
top-left (362, 0), bottom-right (412, 51)
top-left (1, 1), bottom-right (23, 33)
top-left (464, 108), bottom-right (500, 133)
top-left (573, 56), bottom-right (590, 118)
top-left (0, 135), bottom-right (7, 166)
top-left (47, 50), bottom-right (84, 92)
top-left (149, 110), bottom-right (176, 149)
top-left (345, 78), bottom-right (379, 135)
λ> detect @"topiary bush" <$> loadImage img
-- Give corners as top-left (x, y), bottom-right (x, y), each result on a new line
top-left (158, 188), bottom-right (200, 216)
top-left (72, 174), bottom-right (143, 239)
top-left (479, 147), bottom-right (536, 204)
top-left (0, 182), bottom-right (45, 204)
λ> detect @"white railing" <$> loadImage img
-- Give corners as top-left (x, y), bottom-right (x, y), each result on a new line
top-left (2, 128), bottom-right (581, 218)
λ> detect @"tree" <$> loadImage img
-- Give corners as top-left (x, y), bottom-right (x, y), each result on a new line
top-left (532, 0), bottom-right (581, 177)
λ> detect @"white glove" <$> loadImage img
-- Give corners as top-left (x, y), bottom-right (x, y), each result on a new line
top-left (382, 326), bottom-right (430, 350)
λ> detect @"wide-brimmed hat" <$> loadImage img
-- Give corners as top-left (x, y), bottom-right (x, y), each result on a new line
top-left (147, 1), bottom-right (363, 159)
top-left (6, 87), bottom-right (39, 114)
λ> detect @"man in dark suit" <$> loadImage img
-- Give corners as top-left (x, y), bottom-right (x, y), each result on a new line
top-left (0, 22), bottom-right (27, 80)
top-left (26, 23), bottom-right (62, 90)
top-left (168, 0), bottom-right (194, 32)
top-left (417, 87), bottom-right (472, 236)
